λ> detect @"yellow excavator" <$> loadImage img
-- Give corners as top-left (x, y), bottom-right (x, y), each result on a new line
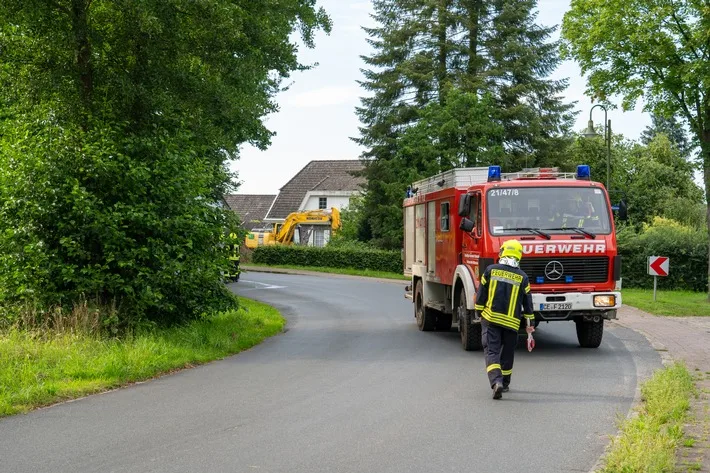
top-left (245, 207), bottom-right (341, 249)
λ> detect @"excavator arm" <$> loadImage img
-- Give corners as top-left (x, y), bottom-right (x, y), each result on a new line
top-left (274, 208), bottom-right (341, 244)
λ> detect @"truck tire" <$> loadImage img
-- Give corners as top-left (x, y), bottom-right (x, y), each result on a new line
top-left (415, 280), bottom-right (436, 331)
top-left (435, 313), bottom-right (453, 331)
top-left (576, 320), bottom-right (604, 348)
top-left (458, 291), bottom-right (482, 351)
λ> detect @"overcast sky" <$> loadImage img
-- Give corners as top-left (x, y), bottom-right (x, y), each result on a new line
top-left (232, 0), bottom-right (651, 195)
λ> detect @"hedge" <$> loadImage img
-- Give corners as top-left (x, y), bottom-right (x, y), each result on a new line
top-left (252, 245), bottom-right (402, 274)
top-left (618, 217), bottom-right (708, 292)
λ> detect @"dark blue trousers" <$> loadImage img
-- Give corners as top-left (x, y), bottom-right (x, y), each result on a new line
top-left (481, 320), bottom-right (517, 388)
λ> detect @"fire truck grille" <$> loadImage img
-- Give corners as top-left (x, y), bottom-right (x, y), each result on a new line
top-left (520, 257), bottom-right (610, 284)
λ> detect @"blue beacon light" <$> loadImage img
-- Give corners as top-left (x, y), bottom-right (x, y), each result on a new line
top-left (576, 164), bottom-right (591, 180)
top-left (488, 165), bottom-right (502, 182)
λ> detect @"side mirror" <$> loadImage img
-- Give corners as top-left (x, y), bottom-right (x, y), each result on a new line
top-left (460, 217), bottom-right (475, 233)
top-left (458, 194), bottom-right (472, 217)
top-left (618, 200), bottom-right (628, 221)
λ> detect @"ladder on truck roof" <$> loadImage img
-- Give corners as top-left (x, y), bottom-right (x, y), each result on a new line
top-left (410, 166), bottom-right (580, 195)
top-left (411, 167), bottom-right (490, 195)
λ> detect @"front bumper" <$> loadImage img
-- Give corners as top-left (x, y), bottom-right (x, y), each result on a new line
top-left (531, 291), bottom-right (621, 321)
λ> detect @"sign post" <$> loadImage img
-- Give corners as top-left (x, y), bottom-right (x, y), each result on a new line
top-left (647, 256), bottom-right (670, 302)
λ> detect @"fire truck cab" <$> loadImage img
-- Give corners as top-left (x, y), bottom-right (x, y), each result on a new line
top-left (403, 165), bottom-right (622, 350)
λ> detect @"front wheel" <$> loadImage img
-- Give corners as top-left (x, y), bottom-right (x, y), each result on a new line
top-left (576, 320), bottom-right (604, 348)
top-left (458, 291), bottom-right (482, 351)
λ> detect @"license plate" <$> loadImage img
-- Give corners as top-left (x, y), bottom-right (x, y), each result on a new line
top-left (540, 303), bottom-right (572, 311)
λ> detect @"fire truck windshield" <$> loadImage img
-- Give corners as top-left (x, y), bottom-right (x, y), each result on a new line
top-left (487, 186), bottom-right (612, 236)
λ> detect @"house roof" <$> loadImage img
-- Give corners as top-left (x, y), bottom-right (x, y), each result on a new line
top-left (266, 160), bottom-right (365, 220)
top-left (223, 194), bottom-right (277, 230)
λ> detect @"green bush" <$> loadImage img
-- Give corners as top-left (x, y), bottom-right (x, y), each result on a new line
top-left (252, 245), bottom-right (402, 274)
top-left (618, 217), bottom-right (708, 292)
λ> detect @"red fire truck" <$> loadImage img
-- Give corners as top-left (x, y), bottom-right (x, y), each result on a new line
top-left (403, 165), bottom-right (623, 350)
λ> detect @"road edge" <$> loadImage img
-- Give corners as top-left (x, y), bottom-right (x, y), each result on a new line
top-left (241, 265), bottom-right (409, 286)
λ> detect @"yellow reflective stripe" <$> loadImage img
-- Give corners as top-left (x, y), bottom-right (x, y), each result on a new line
top-left (524, 284), bottom-right (531, 294)
top-left (481, 275), bottom-right (487, 285)
top-left (486, 363), bottom-right (501, 373)
top-left (501, 369), bottom-right (512, 376)
top-left (508, 284), bottom-right (519, 319)
top-left (474, 304), bottom-right (485, 311)
top-left (481, 310), bottom-right (520, 331)
top-left (524, 313), bottom-right (535, 319)
top-left (487, 280), bottom-right (497, 311)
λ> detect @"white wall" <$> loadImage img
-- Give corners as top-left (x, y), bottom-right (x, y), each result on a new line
top-left (299, 192), bottom-right (356, 212)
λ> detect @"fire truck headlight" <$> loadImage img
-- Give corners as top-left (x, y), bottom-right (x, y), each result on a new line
top-left (593, 295), bottom-right (616, 307)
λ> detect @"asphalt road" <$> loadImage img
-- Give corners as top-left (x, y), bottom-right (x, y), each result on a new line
top-left (0, 272), bottom-right (660, 473)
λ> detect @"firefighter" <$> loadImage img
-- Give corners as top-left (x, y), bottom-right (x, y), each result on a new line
top-left (228, 232), bottom-right (241, 282)
top-left (474, 239), bottom-right (535, 399)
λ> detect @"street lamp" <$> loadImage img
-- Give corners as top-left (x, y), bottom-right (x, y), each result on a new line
top-left (582, 104), bottom-right (611, 191)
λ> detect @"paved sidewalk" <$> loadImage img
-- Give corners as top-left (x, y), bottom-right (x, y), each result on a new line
top-left (613, 306), bottom-right (710, 472)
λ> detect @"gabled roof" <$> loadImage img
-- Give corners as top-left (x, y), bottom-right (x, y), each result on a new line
top-left (266, 160), bottom-right (365, 220)
top-left (224, 194), bottom-right (277, 230)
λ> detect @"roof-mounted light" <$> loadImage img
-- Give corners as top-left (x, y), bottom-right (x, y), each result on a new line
top-left (488, 165), bottom-right (501, 182)
top-left (576, 165), bottom-right (591, 180)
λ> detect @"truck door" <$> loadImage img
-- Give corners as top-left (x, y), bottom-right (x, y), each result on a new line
top-left (462, 191), bottom-right (483, 283)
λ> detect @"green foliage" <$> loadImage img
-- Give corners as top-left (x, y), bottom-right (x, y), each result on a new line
top-left (641, 115), bottom-right (696, 160)
top-left (566, 133), bottom-right (703, 226)
top-left (0, 1), bottom-right (331, 324)
top-left (0, 298), bottom-right (284, 417)
top-left (622, 289), bottom-right (710, 317)
top-left (328, 195), bottom-right (372, 246)
top-left (561, 0), bottom-right (710, 292)
top-left (618, 218), bottom-right (708, 292)
top-left (356, 0), bottom-right (574, 249)
top-left (252, 245), bottom-right (402, 274)
top-left (600, 363), bottom-right (694, 473)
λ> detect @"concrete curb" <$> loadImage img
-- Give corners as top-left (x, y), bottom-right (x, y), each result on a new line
top-left (241, 265), bottom-right (409, 286)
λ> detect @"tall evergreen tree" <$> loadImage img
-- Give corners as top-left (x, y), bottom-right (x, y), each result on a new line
top-left (355, 0), bottom-right (575, 249)
top-left (640, 114), bottom-right (695, 160)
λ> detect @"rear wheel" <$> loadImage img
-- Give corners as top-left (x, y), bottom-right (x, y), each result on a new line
top-left (458, 290), bottom-right (482, 351)
top-left (415, 280), bottom-right (436, 331)
top-left (576, 320), bottom-right (604, 348)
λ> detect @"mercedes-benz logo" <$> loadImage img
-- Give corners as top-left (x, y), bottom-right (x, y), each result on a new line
top-left (544, 261), bottom-right (564, 280)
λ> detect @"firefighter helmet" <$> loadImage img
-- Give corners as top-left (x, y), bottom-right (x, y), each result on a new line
top-left (499, 239), bottom-right (523, 261)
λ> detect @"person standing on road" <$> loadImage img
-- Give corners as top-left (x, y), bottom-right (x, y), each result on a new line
top-left (474, 240), bottom-right (535, 399)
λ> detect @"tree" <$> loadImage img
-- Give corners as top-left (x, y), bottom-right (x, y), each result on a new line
top-left (0, 1), bottom-right (331, 324)
top-left (561, 0), bottom-right (710, 296)
top-left (641, 114), bottom-right (695, 159)
top-left (356, 0), bottom-right (575, 249)
top-left (567, 131), bottom-right (703, 227)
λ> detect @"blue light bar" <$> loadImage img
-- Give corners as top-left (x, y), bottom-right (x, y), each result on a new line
top-left (576, 164), bottom-right (591, 180)
top-left (565, 275), bottom-right (574, 283)
top-left (488, 165), bottom-right (502, 182)
top-left (536, 276), bottom-right (545, 284)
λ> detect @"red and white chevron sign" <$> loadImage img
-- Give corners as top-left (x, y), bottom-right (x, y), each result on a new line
top-left (648, 256), bottom-right (669, 277)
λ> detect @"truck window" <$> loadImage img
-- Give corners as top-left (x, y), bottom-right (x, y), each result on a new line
top-left (469, 193), bottom-right (482, 236)
top-left (487, 186), bottom-right (612, 236)
top-left (440, 202), bottom-right (450, 232)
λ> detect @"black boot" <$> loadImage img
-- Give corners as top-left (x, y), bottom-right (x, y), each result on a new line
top-left (493, 382), bottom-right (504, 400)
top-left (502, 385), bottom-right (510, 393)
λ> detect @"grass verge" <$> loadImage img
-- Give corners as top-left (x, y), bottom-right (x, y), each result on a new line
top-left (0, 298), bottom-right (284, 417)
top-left (244, 264), bottom-right (409, 281)
top-left (599, 362), bottom-right (695, 473)
top-left (622, 288), bottom-right (710, 316)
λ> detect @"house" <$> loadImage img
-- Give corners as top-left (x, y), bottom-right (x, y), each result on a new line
top-left (224, 160), bottom-right (365, 247)
top-left (223, 194), bottom-right (277, 231)
top-left (264, 160), bottom-right (364, 221)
